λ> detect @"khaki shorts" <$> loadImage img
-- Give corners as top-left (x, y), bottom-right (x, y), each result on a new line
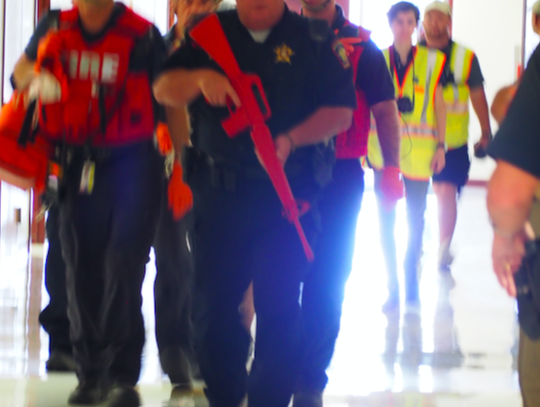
top-left (519, 329), bottom-right (540, 407)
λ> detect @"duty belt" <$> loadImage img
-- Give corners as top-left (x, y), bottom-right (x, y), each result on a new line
top-left (201, 154), bottom-right (306, 193)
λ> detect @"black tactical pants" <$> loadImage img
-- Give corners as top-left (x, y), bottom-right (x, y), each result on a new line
top-left (299, 159), bottom-right (365, 392)
top-left (39, 204), bottom-right (71, 355)
top-left (41, 164), bottom-right (195, 364)
top-left (190, 161), bottom-right (319, 407)
top-left (153, 182), bottom-right (194, 356)
top-left (59, 141), bottom-right (162, 386)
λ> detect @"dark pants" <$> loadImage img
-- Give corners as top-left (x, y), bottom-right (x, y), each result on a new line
top-left (190, 162), bottom-right (319, 407)
top-left (39, 205), bottom-right (71, 355)
top-left (153, 183), bottom-right (194, 355)
top-left (519, 329), bottom-right (540, 407)
top-left (40, 166), bottom-right (195, 362)
top-left (59, 141), bottom-right (162, 386)
top-left (374, 171), bottom-right (429, 301)
top-left (299, 159), bottom-right (365, 392)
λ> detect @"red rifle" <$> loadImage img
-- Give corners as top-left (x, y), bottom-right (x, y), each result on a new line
top-left (190, 14), bottom-right (314, 261)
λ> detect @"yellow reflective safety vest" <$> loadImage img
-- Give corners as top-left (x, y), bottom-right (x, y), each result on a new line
top-left (368, 45), bottom-right (446, 180)
top-left (443, 42), bottom-right (476, 149)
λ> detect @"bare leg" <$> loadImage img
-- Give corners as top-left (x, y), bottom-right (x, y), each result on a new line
top-left (433, 182), bottom-right (458, 269)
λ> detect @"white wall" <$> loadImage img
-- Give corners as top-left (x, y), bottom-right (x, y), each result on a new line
top-left (452, 0), bottom-right (524, 181)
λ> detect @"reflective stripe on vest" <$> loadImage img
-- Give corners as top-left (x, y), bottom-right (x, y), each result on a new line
top-left (443, 43), bottom-right (475, 149)
top-left (368, 46), bottom-right (445, 180)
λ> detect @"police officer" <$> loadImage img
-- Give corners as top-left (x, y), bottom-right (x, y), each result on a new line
top-left (155, 0), bottom-right (225, 389)
top-left (13, 1), bottom-right (167, 406)
top-left (369, 1), bottom-right (447, 308)
top-left (422, 1), bottom-right (492, 272)
top-left (296, 0), bottom-right (400, 405)
top-left (487, 43), bottom-right (540, 407)
top-left (153, 0), bottom-right (356, 405)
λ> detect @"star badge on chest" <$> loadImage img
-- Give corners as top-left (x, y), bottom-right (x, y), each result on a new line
top-left (274, 44), bottom-right (295, 64)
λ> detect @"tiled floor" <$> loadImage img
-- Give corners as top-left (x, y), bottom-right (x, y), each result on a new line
top-left (0, 185), bottom-right (523, 406)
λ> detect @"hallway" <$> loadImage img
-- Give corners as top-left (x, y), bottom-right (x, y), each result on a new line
top-left (0, 185), bottom-right (522, 406)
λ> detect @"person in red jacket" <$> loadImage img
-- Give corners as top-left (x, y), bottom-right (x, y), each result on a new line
top-left (13, 1), bottom-right (167, 406)
top-left (296, 1), bottom-right (402, 406)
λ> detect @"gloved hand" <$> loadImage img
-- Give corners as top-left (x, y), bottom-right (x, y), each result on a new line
top-left (33, 31), bottom-right (68, 104)
top-left (29, 70), bottom-right (62, 104)
top-left (156, 121), bottom-right (174, 156)
top-left (37, 31), bottom-right (63, 64)
top-left (168, 161), bottom-right (193, 220)
top-left (380, 166), bottom-right (404, 211)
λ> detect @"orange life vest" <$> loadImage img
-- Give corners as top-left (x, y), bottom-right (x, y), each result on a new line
top-left (40, 6), bottom-right (156, 147)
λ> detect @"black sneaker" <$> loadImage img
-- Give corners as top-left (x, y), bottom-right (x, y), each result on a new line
top-left (46, 350), bottom-right (76, 372)
top-left (293, 390), bottom-right (323, 407)
top-left (160, 347), bottom-right (193, 387)
top-left (106, 384), bottom-right (141, 407)
top-left (68, 381), bottom-right (107, 405)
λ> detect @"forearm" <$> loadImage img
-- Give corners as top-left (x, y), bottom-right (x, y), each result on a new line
top-left (287, 107), bottom-right (353, 148)
top-left (153, 69), bottom-right (206, 107)
top-left (470, 87), bottom-right (492, 137)
top-left (166, 106), bottom-right (191, 157)
top-left (372, 100), bottom-right (400, 168)
top-left (434, 85), bottom-right (447, 143)
top-left (13, 54), bottom-right (36, 90)
top-left (487, 162), bottom-right (539, 236)
top-left (491, 85), bottom-right (516, 125)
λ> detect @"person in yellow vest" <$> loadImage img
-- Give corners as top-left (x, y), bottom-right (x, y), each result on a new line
top-left (368, 1), bottom-right (446, 308)
top-left (422, 1), bottom-right (492, 272)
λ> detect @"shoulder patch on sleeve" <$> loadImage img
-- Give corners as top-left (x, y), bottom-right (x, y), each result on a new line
top-left (332, 40), bottom-right (351, 69)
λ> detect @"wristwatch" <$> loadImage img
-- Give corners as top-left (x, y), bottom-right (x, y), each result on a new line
top-left (436, 142), bottom-right (447, 152)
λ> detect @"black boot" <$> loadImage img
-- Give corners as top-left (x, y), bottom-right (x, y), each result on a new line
top-left (106, 384), bottom-right (141, 407)
top-left (68, 380), bottom-right (107, 405)
top-left (159, 347), bottom-right (193, 388)
top-left (46, 350), bottom-right (76, 372)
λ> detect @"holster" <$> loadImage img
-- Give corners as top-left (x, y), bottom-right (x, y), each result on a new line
top-left (516, 239), bottom-right (540, 340)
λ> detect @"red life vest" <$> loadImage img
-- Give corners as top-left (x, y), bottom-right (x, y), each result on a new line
top-left (40, 6), bottom-right (156, 147)
top-left (335, 22), bottom-right (371, 160)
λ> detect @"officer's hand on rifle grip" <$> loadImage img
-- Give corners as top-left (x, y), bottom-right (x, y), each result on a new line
top-left (197, 69), bottom-right (241, 108)
top-left (275, 134), bottom-right (294, 167)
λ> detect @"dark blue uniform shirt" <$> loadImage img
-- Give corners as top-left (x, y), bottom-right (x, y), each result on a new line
top-left (488, 44), bottom-right (540, 178)
top-left (162, 7), bottom-right (357, 167)
top-left (331, 5), bottom-right (395, 106)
